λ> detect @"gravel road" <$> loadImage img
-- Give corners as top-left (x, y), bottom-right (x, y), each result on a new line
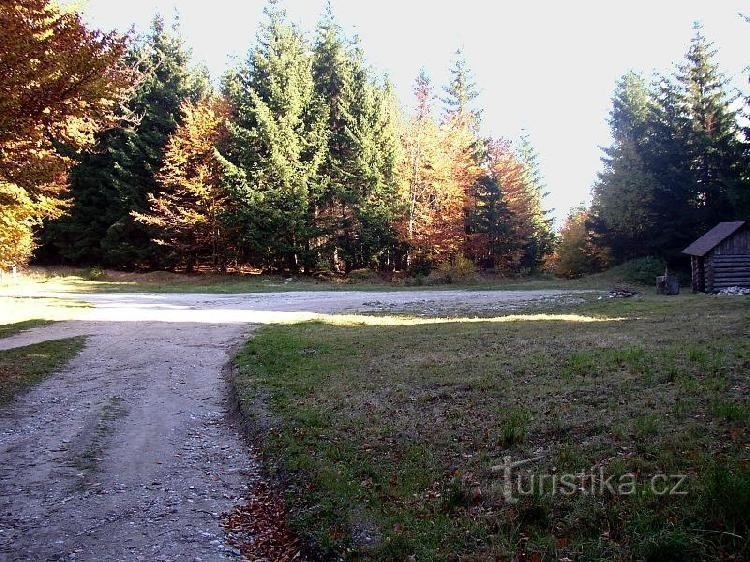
top-left (0, 289), bottom-right (586, 561)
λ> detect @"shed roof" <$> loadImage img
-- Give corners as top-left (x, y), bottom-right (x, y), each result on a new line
top-left (682, 221), bottom-right (747, 257)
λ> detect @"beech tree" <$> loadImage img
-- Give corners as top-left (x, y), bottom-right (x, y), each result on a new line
top-left (553, 207), bottom-right (609, 278)
top-left (0, 0), bottom-right (131, 267)
top-left (133, 96), bottom-right (233, 272)
top-left (0, 184), bottom-right (36, 269)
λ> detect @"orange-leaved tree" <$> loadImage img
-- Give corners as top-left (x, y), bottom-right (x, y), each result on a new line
top-left (551, 207), bottom-right (610, 278)
top-left (399, 71), bottom-right (466, 266)
top-left (133, 96), bottom-right (233, 272)
top-left (0, 0), bottom-right (132, 267)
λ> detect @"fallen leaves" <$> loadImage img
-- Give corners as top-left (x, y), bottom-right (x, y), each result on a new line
top-left (223, 482), bottom-right (306, 562)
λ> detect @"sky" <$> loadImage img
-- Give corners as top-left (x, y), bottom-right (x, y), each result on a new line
top-left (73, 0), bottom-right (750, 225)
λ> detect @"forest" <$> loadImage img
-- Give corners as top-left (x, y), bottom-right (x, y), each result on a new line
top-left (1, 0), bottom-right (748, 279)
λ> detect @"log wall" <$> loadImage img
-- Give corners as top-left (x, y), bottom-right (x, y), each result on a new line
top-left (708, 227), bottom-right (750, 291)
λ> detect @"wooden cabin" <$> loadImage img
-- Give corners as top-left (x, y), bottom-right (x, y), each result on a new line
top-left (683, 221), bottom-right (750, 292)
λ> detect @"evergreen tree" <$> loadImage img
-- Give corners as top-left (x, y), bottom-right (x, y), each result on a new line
top-left (44, 16), bottom-right (202, 266)
top-left (465, 169), bottom-right (513, 270)
top-left (591, 72), bottom-right (663, 260)
top-left (469, 139), bottom-right (543, 273)
top-left (515, 131), bottom-right (555, 270)
top-left (591, 24), bottom-right (749, 264)
top-left (675, 24), bottom-right (748, 228)
top-left (358, 79), bottom-right (404, 269)
top-left (441, 50), bottom-right (482, 256)
top-left (311, 9), bottom-right (402, 271)
top-left (311, 8), bottom-right (360, 270)
top-left (221, 0), bottom-right (328, 272)
top-left (442, 49), bottom-right (481, 130)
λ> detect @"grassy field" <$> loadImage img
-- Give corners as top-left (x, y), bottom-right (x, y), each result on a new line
top-left (0, 265), bottom-right (653, 295)
top-left (234, 294), bottom-right (750, 561)
top-left (0, 337), bottom-right (86, 405)
top-left (0, 319), bottom-right (52, 339)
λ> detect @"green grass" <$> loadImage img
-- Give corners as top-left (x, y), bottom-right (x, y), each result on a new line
top-left (0, 319), bottom-right (52, 339)
top-left (0, 337), bottom-right (86, 405)
top-left (234, 294), bottom-right (750, 561)
top-left (3, 265), bottom-right (665, 295)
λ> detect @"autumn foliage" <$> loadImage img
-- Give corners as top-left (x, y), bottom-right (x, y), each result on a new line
top-left (4, 1), bottom-right (554, 275)
top-left (0, 0), bottom-right (131, 267)
top-left (133, 96), bottom-right (232, 272)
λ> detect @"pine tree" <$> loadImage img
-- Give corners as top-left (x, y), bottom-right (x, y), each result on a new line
top-left (133, 96), bottom-right (233, 272)
top-left (45, 15), bottom-right (202, 266)
top-left (222, 0), bottom-right (328, 272)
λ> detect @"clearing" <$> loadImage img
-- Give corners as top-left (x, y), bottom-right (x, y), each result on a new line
top-left (0, 288), bottom-right (580, 560)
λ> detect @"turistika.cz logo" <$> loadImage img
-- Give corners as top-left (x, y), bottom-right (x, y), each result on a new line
top-left (491, 455), bottom-right (689, 504)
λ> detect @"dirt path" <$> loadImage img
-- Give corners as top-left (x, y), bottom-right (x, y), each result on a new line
top-left (0, 289), bottom-right (586, 561)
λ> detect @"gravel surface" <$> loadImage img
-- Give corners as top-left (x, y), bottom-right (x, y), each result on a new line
top-left (0, 289), bottom-right (586, 561)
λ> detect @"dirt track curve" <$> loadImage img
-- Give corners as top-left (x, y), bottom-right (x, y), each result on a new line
top-left (0, 290), bottom-right (585, 561)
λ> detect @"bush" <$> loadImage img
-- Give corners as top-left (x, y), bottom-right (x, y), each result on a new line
top-left (408, 256), bottom-right (433, 277)
top-left (346, 268), bottom-right (380, 284)
top-left (608, 257), bottom-right (667, 285)
top-left (429, 256), bottom-right (477, 284)
top-left (81, 267), bottom-right (106, 281)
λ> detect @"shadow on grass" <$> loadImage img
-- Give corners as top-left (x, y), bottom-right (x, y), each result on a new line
top-left (0, 337), bottom-right (86, 405)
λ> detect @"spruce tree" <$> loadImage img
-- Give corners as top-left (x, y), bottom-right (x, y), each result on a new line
top-left (515, 131), bottom-right (555, 270)
top-left (675, 24), bottom-right (748, 228)
top-left (442, 49), bottom-right (481, 130)
top-left (311, 7), bottom-right (402, 272)
top-left (441, 50), bottom-right (482, 257)
top-left (591, 72), bottom-right (662, 260)
top-left (222, 0), bottom-right (328, 272)
top-left (311, 6), bottom-right (358, 270)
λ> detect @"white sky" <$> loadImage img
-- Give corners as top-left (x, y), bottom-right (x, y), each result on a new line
top-left (73, 0), bottom-right (750, 225)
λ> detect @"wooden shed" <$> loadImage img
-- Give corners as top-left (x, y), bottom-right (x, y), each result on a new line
top-left (683, 221), bottom-right (750, 292)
